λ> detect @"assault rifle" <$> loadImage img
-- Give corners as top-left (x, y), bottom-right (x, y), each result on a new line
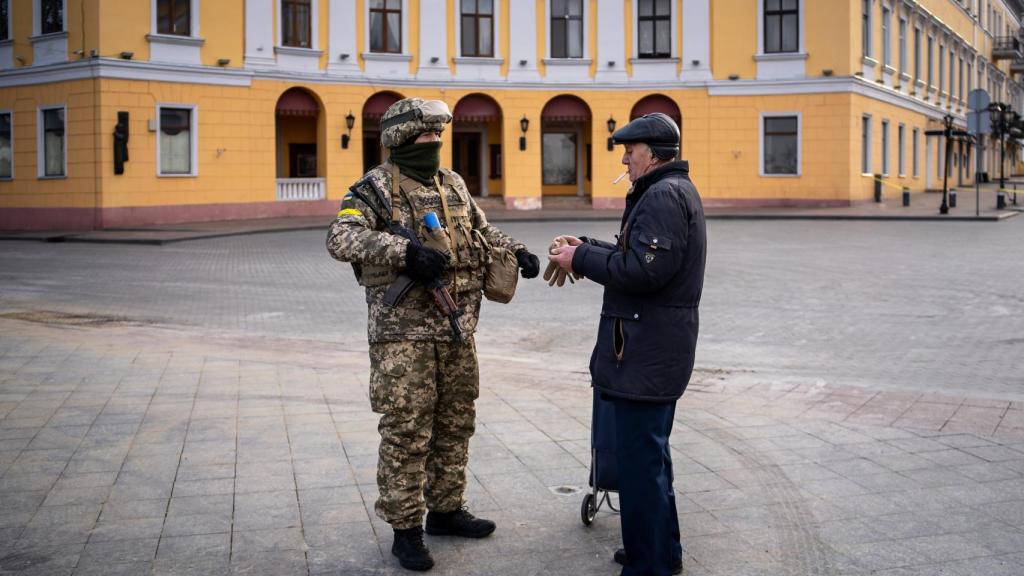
top-left (348, 176), bottom-right (463, 344)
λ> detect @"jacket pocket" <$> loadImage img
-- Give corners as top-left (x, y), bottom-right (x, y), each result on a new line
top-left (368, 345), bottom-right (409, 415)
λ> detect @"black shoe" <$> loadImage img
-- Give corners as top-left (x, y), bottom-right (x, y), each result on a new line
top-left (392, 527), bottom-right (434, 572)
top-left (613, 548), bottom-right (682, 575)
top-left (425, 507), bottom-right (496, 538)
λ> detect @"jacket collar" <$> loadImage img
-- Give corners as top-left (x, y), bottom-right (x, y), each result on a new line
top-left (629, 160), bottom-right (689, 199)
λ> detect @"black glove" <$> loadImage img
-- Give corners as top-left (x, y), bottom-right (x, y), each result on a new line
top-left (515, 249), bottom-right (540, 279)
top-left (405, 243), bottom-right (449, 283)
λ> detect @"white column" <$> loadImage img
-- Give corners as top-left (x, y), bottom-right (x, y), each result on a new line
top-left (328, 0), bottom-right (360, 74)
top-left (417, 0), bottom-right (451, 80)
top-left (680, 0), bottom-right (712, 81)
top-left (245, 0), bottom-right (276, 67)
top-left (507, 0), bottom-right (541, 81)
top-left (595, 0), bottom-right (627, 82)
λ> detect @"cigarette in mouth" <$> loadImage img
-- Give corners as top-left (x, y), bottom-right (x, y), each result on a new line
top-left (612, 171), bottom-right (628, 184)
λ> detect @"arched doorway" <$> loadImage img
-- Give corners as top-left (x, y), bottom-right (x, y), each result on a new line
top-left (541, 95), bottom-right (592, 197)
top-left (452, 94), bottom-right (503, 197)
top-left (362, 91), bottom-right (404, 172)
top-left (275, 87), bottom-right (324, 200)
top-left (630, 94), bottom-right (682, 158)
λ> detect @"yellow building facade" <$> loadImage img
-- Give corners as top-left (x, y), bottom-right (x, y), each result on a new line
top-left (0, 0), bottom-right (1021, 229)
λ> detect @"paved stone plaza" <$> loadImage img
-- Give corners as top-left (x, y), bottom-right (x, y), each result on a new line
top-left (1, 219), bottom-right (1023, 575)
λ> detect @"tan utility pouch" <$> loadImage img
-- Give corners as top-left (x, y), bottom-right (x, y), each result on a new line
top-left (475, 230), bottom-right (518, 303)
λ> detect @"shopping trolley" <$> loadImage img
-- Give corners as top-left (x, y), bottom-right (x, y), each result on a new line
top-left (581, 388), bottom-right (620, 526)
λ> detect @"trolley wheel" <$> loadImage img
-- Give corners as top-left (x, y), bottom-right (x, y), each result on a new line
top-left (581, 493), bottom-right (597, 526)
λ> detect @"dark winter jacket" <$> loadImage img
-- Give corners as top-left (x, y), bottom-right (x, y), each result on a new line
top-left (571, 161), bottom-right (707, 402)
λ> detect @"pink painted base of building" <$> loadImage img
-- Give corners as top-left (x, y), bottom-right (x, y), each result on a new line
top-left (0, 200), bottom-right (338, 231)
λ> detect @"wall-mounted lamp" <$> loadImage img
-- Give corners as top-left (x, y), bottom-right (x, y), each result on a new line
top-left (822, 68), bottom-right (833, 76)
top-left (342, 111), bottom-right (355, 149)
top-left (120, 51), bottom-right (134, 60)
top-left (339, 53), bottom-right (350, 60)
top-left (606, 116), bottom-right (617, 151)
top-left (519, 59), bottom-right (528, 66)
top-left (519, 115), bottom-right (529, 151)
top-left (430, 56), bottom-right (439, 64)
top-left (691, 59), bottom-right (700, 66)
top-left (607, 60), bottom-right (615, 67)
top-left (14, 56), bottom-right (25, 65)
top-left (728, 73), bottom-right (739, 80)
top-left (217, 58), bottom-right (230, 66)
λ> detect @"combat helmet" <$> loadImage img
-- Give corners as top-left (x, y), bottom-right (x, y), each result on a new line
top-left (611, 112), bottom-right (680, 160)
top-left (380, 98), bottom-right (453, 149)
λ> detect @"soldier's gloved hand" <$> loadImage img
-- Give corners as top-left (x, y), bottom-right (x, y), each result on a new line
top-left (515, 249), bottom-right (540, 279)
top-left (405, 243), bottom-right (450, 283)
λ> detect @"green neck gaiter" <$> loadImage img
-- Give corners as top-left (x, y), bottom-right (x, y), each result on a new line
top-left (389, 141), bottom-right (442, 185)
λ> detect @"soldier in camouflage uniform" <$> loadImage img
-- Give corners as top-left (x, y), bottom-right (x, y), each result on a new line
top-left (326, 98), bottom-right (540, 572)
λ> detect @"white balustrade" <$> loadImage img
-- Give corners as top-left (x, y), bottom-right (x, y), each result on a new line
top-left (276, 178), bottom-right (326, 201)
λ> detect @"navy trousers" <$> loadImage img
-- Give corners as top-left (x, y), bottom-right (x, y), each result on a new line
top-left (612, 397), bottom-right (681, 576)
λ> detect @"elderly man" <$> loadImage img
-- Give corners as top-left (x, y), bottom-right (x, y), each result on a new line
top-left (549, 112), bottom-right (706, 576)
top-left (327, 98), bottom-right (540, 572)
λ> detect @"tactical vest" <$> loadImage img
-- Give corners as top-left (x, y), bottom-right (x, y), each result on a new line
top-left (356, 165), bottom-right (491, 294)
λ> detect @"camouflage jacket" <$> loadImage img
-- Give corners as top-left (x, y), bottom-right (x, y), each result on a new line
top-left (326, 163), bottom-right (526, 343)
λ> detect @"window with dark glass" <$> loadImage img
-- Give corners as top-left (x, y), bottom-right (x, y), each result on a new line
top-left (282, 0), bottom-right (312, 48)
top-left (42, 108), bottom-right (64, 177)
top-left (1, 0), bottom-right (9, 41)
top-left (0, 112), bottom-right (11, 179)
top-left (461, 0), bottom-right (493, 57)
top-left (157, 0), bottom-right (190, 36)
top-left (370, 0), bottom-right (402, 53)
top-left (638, 0), bottom-right (670, 59)
top-left (159, 108), bottom-right (192, 175)
top-left (764, 0), bottom-right (798, 53)
top-left (763, 116), bottom-right (798, 175)
top-left (543, 132), bottom-right (577, 184)
top-left (551, 0), bottom-right (583, 59)
top-left (41, 0), bottom-right (63, 35)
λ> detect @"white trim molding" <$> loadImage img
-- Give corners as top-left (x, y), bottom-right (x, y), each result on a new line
top-left (147, 0), bottom-right (204, 65)
top-left (36, 104), bottom-right (66, 179)
top-left (417, 0), bottom-right (450, 80)
top-left (759, 112), bottom-right (802, 177)
top-left (155, 103), bottom-right (199, 177)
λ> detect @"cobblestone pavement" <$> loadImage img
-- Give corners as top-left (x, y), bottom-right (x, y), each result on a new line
top-left (1, 219), bottom-right (1023, 575)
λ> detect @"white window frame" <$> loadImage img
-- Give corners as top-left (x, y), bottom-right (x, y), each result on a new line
top-left (912, 127), bottom-right (919, 177)
top-left (881, 4), bottom-right (891, 67)
top-left (631, 0), bottom-right (679, 60)
top-left (0, 108), bottom-right (12, 180)
top-left (862, 0), bottom-right (873, 58)
top-left (150, 0), bottom-right (200, 38)
top-left (756, 0), bottom-right (804, 56)
top-left (156, 103), bottom-right (198, 178)
top-left (32, 0), bottom-right (65, 36)
top-left (37, 104), bottom-right (66, 179)
top-left (898, 17), bottom-right (907, 73)
top-left (363, 0), bottom-right (408, 55)
top-left (897, 123), bottom-right (905, 176)
top-left (862, 114), bottom-right (872, 175)
top-left (759, 112), bottom-right (801, 177)
top-left (544, 0), bottom-right (590, 61)
top-left (278, 0), bottom-right (319, 50)
top-left (881, 119), bottom-right (890, 176)
top-left (455, 0), bottom-right (501, 59)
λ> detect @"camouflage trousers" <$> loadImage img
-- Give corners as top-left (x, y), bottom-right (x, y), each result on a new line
top-left (368, 337), bottom-right (479, 530)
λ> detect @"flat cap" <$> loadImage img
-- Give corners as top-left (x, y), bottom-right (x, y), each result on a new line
top-left (611, 112), bottom-right (680, 159)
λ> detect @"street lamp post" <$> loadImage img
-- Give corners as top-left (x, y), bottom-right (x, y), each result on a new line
top-left (940, 115), bottom-right (953, 215)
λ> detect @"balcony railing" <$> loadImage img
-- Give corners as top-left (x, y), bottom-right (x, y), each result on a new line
top-left (276, 178), bottom-right (325, 201)
top-left (992, 36), bottom-right (1022, 60)
top-left (1011, 58), bottom-right (1024, 75)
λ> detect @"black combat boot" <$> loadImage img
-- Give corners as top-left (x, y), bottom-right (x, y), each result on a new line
top-left (424, 506), bottom-right (496, 538)
top-left (613, 548), bottom-right (683, 575)
top-left (392, 526), bottom-right (434, 571)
